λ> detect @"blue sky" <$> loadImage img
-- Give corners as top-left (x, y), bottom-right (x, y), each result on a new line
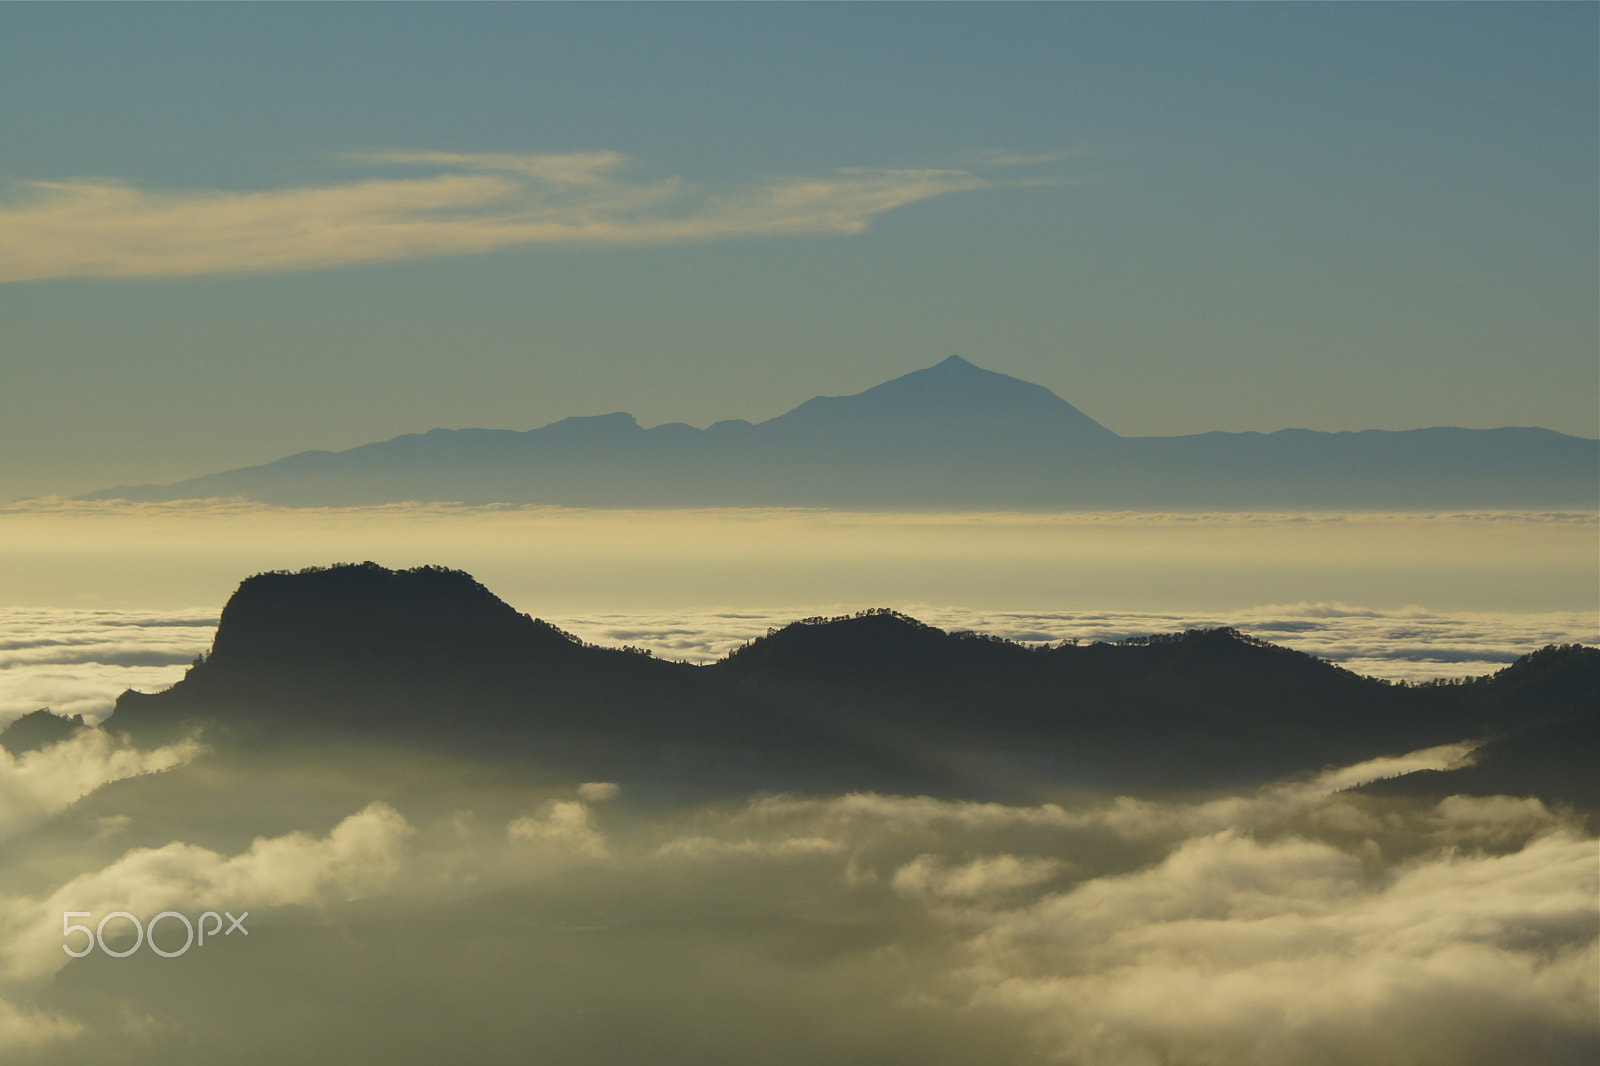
top-left (2, 2), bottom-right (1595, 499)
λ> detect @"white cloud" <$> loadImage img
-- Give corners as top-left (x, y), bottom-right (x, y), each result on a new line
top-left (0, 801), bottom-right (412, 986)
top-left (892, 853), bottom-right (1063, 901)
top-left (0, 607), bottom-right (214, 725)
top-left (0, 151), bottom-right (1009, 282)
top-left (0, 729), bottom-right (202, 842)
top-left (509, 799), bottom-right (609, 858)
top-left (638, 751), bottom-right (1597, 1063)
top-left (952, 829), bottom-right (1598, 1066)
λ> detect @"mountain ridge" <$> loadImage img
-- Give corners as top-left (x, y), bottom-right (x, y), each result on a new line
top-left (81, 356), bottom-right (1599, 509)
top-left (87, 563), bottom-right (1600, 804)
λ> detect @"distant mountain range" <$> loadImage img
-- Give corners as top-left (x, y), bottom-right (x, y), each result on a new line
top-left (85, 356), bottom-right (1598, 508)
top-left (68, 562), bottom-right (1598, 807)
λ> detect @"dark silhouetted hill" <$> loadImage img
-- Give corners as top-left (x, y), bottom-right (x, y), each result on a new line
top-left (1358, 644), bottom-right (1600, 816)
top-left (0, 709), bottom-right (88, 755)
top-left (100, 564), bottom-right (1600, 802)
top-left (82, 356), bottom-right (1599, 509)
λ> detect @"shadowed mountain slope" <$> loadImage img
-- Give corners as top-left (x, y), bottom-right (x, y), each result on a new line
top-left (83, 357), bottom-right (1599, 508)
top-left (93, 564), bottom-right (1600, 801)
top-left (0, 708), bottom-right (88, 755)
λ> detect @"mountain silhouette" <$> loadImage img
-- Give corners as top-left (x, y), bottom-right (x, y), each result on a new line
top-left (0, 708), bottom-right (88, 755)
top-left (758, 354), bottom-right (1116, 446)
top-left (81, 357), bottom-right (1598, 508)
top-left (95, 563), bottom-right (1600, 803)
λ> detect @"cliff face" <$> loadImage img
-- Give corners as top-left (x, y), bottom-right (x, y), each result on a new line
top-left (99, 564), bottom-right (1599, 801)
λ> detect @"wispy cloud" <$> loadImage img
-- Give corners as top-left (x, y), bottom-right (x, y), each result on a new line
top-left (964, 148), bottom-right (1090, 168)
top-left (0, 151), bottom-right (1019, 282)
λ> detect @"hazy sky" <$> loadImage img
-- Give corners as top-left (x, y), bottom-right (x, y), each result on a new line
top-left (2, 3), bottom-right (1595, 499)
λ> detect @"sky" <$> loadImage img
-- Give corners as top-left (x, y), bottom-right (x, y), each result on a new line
top-left (2, 3), bottom-right (1596, 501)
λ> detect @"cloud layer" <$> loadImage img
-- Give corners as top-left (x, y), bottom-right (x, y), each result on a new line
top-left (640, 763), bottom-right (1598, 1065)
top-left (548, 601), bottom-right (1599, 682)
top-left (0, 609), bottom-right (214, 724)
top-left (956, 827), bottom-right (1597, 1066)
top-left (0, 735), bottom-right (1591, 1064)
top-left (0, 151), bottom-right (1011, 282)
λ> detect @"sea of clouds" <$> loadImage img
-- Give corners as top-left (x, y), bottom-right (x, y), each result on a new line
top-left (0, 544), bottom-right (1593, 1063)
top-left (3, 603), bottom-right (1594, 728)
top-left (0, 608), bottom-right (218, 725)
top-left (0, 735), bottom-right (1592, 1063)
top-left (550, 602), bottom-right (1600, 681)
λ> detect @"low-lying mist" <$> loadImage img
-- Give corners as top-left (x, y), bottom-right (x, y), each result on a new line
top-left (0, 731), bottom-right (1592, 1065)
